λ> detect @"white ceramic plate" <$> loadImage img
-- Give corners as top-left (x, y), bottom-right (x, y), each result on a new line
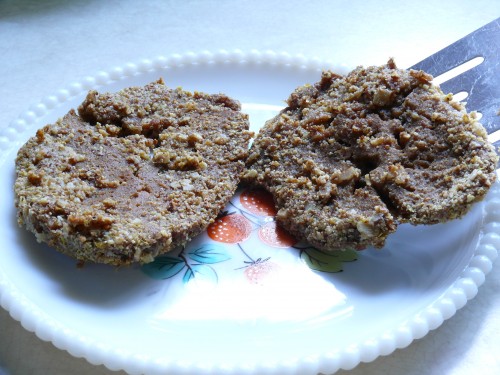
top-left (1, 50), bottom-right (499, 375)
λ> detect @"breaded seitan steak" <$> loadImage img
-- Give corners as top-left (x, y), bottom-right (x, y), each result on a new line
top-left (15, 80), bottom-right (252, 265)
top-left (243, 60), bottom-right (498, 251)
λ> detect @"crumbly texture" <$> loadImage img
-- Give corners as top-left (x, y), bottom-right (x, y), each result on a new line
top-left (15, 79), bottom-right (252, 265)
top-left (243, 60), bottom-right (498, 251)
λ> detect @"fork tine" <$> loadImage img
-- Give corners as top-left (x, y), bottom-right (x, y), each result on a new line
top-left (439, 61), bottom-right (500, 134)
top-left (410, 41), bottom-right (478, 77)
top-left (410, 18), bottom-right (500, 135)
top-left (410, 18), bottom-right (499, 76)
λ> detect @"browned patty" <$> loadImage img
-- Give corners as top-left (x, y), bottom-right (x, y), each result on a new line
top-left (243, 60), bottom-right (498, 251)
top-left (15, 79), bottom-right (252, 265)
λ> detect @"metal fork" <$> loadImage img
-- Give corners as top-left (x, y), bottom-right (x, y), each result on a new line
top-left (410, 17), bottom-right (500, 149)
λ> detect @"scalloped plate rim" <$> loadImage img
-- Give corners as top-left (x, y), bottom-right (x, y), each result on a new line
top-left (0, 49), bottom-right (499, 375)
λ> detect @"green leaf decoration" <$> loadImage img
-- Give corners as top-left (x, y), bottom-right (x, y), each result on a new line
top-left (182, 264), bottom-right (218, 283)
top-left (141, 256), bottom-right (186, 280)
top-left (187, 244), bottom-right (231, 264)
top-left (300, 247), bottom-right (357, 273)
top-left (335, 248), bottom-right (358, 262)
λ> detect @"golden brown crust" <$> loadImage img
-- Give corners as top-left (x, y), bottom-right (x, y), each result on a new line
top-left (243, 60), bottom-right (498, 251)
top-left (15, 80), bottom-right (252, 265)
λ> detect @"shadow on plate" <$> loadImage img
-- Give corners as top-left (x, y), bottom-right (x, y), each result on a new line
top-left (11, 208), bottom-right (156, 309)
top-left (9, 185), bottom-right (485, 311)
top-left (329, 202), bottom-right (483, 296)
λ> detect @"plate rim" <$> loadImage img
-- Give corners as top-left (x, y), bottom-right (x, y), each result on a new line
top-left (1, 49), bottom-right (499, 375)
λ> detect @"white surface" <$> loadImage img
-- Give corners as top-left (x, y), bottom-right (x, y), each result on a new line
top-left (1, 52), bottom-right (499, 375)
top-left (0, 1), bottom-right (499, 374)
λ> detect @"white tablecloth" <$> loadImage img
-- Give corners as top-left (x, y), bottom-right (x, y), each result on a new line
top-left (1, 1), bottom-right (499, 374)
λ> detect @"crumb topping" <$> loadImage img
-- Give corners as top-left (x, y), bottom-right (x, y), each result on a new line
top-left (244, 60), bottom-right (498, 251)
top-left (15, 79), bottom-right (252, 265)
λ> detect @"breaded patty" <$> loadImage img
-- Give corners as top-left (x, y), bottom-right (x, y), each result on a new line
top-left (243, 60), bottom-right (497, 251)
top-left (15, 79), bottom-right (252, 265)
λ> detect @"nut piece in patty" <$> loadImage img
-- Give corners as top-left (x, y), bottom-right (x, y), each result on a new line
top-left (243, 59), bottom-right (498, 251)
top-left (15, 79), bottom-right (252, 266)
